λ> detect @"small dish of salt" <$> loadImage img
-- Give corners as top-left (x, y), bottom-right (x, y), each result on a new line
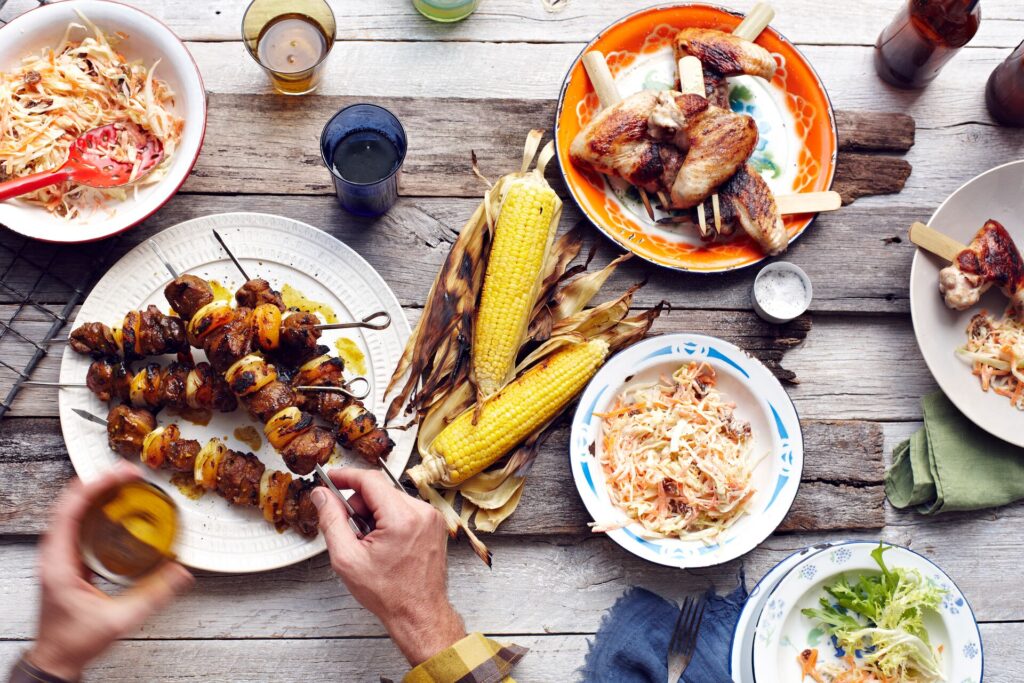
top-left (751, 262), bottom-right (813, 324)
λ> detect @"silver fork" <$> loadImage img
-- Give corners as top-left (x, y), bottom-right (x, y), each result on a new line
top-left (667, 594), bottom-right (707, 683)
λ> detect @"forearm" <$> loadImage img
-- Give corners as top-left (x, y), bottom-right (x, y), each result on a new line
top-left (8, 652), bottom-right (77, 683)
top-left (387, 601), bottom-right (467, 667)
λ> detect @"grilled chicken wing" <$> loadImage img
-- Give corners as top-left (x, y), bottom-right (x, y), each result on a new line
top-left (669, 104), bottom-right (758, 209)
top-left (719, 165), bottom-right (786, 255)
top-left (674, 28), bottom-right (777, 81)
top-left (939, 220), bottom-right (1024, 312)
top-left (569, 91), bottom-right (708, 194)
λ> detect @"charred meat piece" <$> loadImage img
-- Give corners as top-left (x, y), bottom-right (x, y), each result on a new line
top-left (669, 102), bottom-right (758, 209)
top-left (352, 429), bottom-right (396, 464)
top-left (280, 426), bottom-right (335, 475)
top-left (235, 279), bottom-right (285, 311)
top-left (674, 28), bottom-right (777, 80)
top-left (107, 404), bottom-right (156, 457)
top-left (277, 312), bottom-right (323, 367)
top-left (216, 450), bottom-right (266, 507)
top-left (245, 380), bottom-right (296, 423)
top-left (185, 362), bottom-right (238, 412)
top-left (569, 91), bottom-right (709, 195)
top-left (939, 219), bottom-right (1024, 312)
top-left (70, 322), bottom-right (120, 358)
top-left (715, 164), bottom-right (786, 255)
top-left (119, 305), bottom-right (188, 359)
top-left (163, 428), bottom-right (201, 472)
top-left (86, 358), bottom-right (130, 402)
top-left (203, 308), bottom-right (255, 373)
top-left (164, 275), bottom-right (214, 321)
top-left (283, 477), bottom-right (320, 538)
top-left (159, 361), bottom-right (191, 410)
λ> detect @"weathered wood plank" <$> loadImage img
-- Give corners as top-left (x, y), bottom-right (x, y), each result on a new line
top-left (4, 0), bottom-right (1021, 48)
top-left (2, 506), bottom-right (1024, 638)
top-left (834, 111), bottom-right (915, 153)
top-left (1, 194), bottom-right (926, 315)
top-left (0, 417), bottom-right (884, 535)
top-left (2, 625), bottom-right (1022, 683)
top-left (182, 95), bottom-right (913, 201)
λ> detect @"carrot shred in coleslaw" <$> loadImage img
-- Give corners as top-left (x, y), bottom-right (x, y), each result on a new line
top-left (959, 307), bottom-right (1024, 410)
top-left (0, 12), bottom-right (183, 219)
top-left (594, 362), bottom-right (758, 541)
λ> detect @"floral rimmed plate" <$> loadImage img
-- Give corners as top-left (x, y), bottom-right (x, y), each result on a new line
top-left (752, 541), bottom-right (983, 683)
top-left (729, 542), bottom-right (837, 682)
top-left (569, 333), bottom-right (803, 569)
top-left (554, 4), bottom-right (837, 273)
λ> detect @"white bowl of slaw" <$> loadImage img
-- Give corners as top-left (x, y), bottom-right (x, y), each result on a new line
top-left (569, 333), bottom-right (803, 568)
top-left (0, 0), bottom-right (206, 242)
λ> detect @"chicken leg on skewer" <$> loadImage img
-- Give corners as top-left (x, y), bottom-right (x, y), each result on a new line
top-left (673, 27), bottom-right (777, 108)
top-left (98, 404), bottom-right (320, 537)
top-left (689, 164), bottom-right (788, 255)
top-left (921, 220), bottom-right (1024, 313)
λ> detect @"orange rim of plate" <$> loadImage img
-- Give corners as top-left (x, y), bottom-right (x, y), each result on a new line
top-left (554, 3), bottom-right (838, 273)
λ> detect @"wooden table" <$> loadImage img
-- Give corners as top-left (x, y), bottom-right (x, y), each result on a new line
top-left (2, 1), bottom-right (1024, 680)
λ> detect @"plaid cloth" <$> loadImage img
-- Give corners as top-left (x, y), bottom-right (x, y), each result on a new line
top-left (401, 633), bottom-right (528, 683)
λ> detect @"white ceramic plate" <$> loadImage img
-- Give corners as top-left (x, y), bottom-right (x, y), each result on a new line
top-left (58, 213), bottom-right (415, 573)
top-left (0, 0), bottom-right (206, 242)
top-left (910, 159), bottom-right (1024, 447)
top-left (569, 333), bottom-right (803, 568)
top-left (729, 542), bottom-right (837, 682)
top-left (752, 541), bottom-right (983, 683)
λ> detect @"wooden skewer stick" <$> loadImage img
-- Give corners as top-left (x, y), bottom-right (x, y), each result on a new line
top-left (909, 221), bottom-right (966, 262)
top-left (580, 51), bottom-right (657, 221)
top-left (656, 190), bottom-right (843, 224)
top-left (678, 56), bottom-right (714, 239)
top-left (734, 2), bottom-right (776, 41)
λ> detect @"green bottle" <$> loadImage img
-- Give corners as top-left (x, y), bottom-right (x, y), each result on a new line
top-left (413, 0), bottom-right (479, 22)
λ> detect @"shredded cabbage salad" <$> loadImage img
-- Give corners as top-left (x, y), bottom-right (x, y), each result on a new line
top-left (0, 13), bottom-right (183, 219)
top-left (595, 362), bottom-right (757, 541)
top-left (958, 308), bottom-right (1024, 409)
top-left (800, 545), bottom-right (947, 683)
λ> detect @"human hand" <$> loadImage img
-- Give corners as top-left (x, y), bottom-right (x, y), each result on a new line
top-left (312, 469), bottom-right (466, 666)
top-left (27, 463), bottom-right (194, 681)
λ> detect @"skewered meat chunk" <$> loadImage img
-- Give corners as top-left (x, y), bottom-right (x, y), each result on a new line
top-left (569, 91), bottom-right (709, 195)
top-left (669, 103), bottom-right (758, 209)
top-left (203, 308), bottom-right (255, 372)
top-left (673, 28), bottom-right (777, 81)
top-left (716, 164), bottom-right (786, 255)
top-left (245, 381), bottom-right (297, 423)
top-left (107, 404), bottom-right (156, 457)
top-left (69, 322), bottom-right (119, 358)
top-left (278, 312), bottom-right (323, 367)
top-left (283, 477), bottom-right (320, 538)
top-left (86, 358), bottom-right (130, 402)
top-left (281, 426), bottom-right (336, 476)
top-left (236, 278), bottom-right (285, 311)
top-left (85, 359), bottom-right (237, 413)
top-left (164, 275), bottom-right (214, 320)
top-left (939, 220), bottom-right (1024, 312)
top-left (122, 305), bottom-right (188, 359)
top-left (183, 362), bottom-right (238, 412)
top-left (216, 450), bottom-right (266, 507)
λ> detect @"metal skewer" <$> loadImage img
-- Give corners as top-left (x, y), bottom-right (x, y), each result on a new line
top-left (314, 463), bottom-right (373, 538)
top-left (72, 407), bottom-right (110, 427)
top-left (294, 376), bottom-right (371, 401)
top-left (22, 380), bottom-right (87, 387)
top-left (211, 229), bottom-right (251, 281)
top-left (376, 456), bottom-right (407, 492)
top-left (148, 240), bottom-right (179, 279)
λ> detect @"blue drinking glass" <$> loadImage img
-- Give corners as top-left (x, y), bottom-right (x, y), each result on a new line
top-left (320, 103), bottom-right (408, 217)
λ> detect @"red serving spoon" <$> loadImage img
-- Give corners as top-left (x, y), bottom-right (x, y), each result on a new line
top-left (0, 121), bottom-right (164, 201)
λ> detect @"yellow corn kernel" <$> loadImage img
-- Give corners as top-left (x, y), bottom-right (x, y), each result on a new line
top-left (419, 339), bottom-right (608, 487)
top-left (472, 175), bottom-right (559, 398)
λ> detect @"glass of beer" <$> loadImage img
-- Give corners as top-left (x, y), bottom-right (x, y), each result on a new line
top-left (78, 480), bottom-right (179, 585)
top-left (242, 0), bottom-right (337, 96)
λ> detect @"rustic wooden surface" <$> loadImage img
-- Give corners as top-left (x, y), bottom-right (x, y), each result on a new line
top-left (2, 1), bottom-right (1024, 681)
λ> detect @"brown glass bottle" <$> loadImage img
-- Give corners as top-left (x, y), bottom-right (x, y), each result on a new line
top-left (875, 0), bottom-right (981, 89)
top-left (986, 40), bottom-right (1024, 127)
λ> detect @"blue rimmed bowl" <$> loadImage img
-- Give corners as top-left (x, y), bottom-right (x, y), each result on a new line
top-left (569, 333), bottom-right (803, 568)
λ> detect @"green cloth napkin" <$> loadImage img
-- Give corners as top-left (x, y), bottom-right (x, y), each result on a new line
top-left (886, 391), bottom-right (1024, 514)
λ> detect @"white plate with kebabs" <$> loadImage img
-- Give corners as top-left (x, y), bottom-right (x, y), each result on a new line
top-left (555, 3), bottom-right (839, 272)
top-left (910, 160), bottom-right (1024, 447)
top-left (59, 212), bottom-right (414, 572)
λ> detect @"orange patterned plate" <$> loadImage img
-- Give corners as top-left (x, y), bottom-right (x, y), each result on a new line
top-left (555, 4), bottom-right (837, 273)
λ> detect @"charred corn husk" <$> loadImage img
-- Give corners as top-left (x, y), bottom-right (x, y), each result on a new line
top-left (472, 174), bottom-right (559, 398)
top-left (409, 339), bottom-right (609, 488)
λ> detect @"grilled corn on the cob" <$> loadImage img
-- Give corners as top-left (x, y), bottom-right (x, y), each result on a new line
top-left (472, 175), bottom-right (559, 398)
top-left (410, 339), bottom-right (609, 488)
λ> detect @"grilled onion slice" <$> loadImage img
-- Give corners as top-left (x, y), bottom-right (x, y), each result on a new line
top-left (264, 406), bottom-right (313, 450)
top-left (225, 354), bottom-right (278, 397)
top-left (186, 301), bottom-right (235, 347)
top-left (194, 438), bottom-right (227, 489)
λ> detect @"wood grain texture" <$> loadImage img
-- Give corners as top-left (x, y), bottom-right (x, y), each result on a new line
top-left (1, 195), bottom-right (926, 315)
top-left (0, 416), bottom-right (884, 535)
top-left (4, 0), bottom-right (1021, 48)
top-left (2, 623), bottom-right (1021, 683)
top-left (180, 95), bottom-right (913, 201)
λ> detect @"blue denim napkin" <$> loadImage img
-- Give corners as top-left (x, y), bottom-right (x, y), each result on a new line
top-left (580, 575), bottom-right (747, 683)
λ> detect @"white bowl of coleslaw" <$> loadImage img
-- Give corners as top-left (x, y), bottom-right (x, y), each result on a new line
top-left (569, 333), bottom-right (803, 568)
top-left (0, 0), bottom-right (206, 242)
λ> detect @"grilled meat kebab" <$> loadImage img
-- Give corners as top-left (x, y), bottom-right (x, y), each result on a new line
top-left (940, 219), bottom-right (1024, 313)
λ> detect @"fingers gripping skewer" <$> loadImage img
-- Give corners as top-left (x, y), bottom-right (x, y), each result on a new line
top-left (580, 51), bottom-right (661, 220)
top-left (313, 463), bottom-right (373, 538)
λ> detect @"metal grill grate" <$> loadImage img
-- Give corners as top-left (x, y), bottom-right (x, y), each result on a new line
top-left (0, 233), bottom-right (116, 419)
